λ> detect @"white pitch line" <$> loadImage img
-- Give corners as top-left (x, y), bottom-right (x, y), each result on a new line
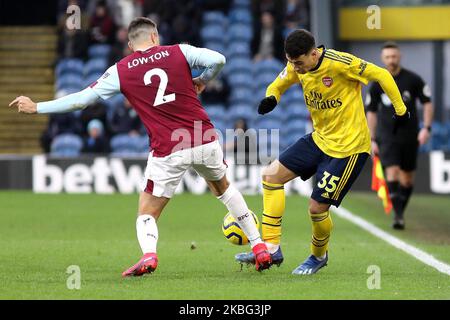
top-left (332, 206), bottom-right (450, 276)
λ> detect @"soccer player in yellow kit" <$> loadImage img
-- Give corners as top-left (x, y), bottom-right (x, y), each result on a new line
top-left (236, 29), bottom-right (409, 275)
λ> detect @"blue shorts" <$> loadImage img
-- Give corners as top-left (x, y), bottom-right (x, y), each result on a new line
top-left (279, 133), bottom-right (369, 207)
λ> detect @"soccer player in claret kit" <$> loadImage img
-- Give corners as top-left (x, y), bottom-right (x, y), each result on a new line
top-left (366, 42), bottom-right (434, 230)
top-left (9, 17), bottom-right (272, 275)
top-left (236, 29), bottom-right (410, 275)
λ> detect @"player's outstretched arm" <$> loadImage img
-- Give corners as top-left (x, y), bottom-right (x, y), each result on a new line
top-left (9, 64), bottom-right (121, 114)
top-left (261, 63), bottom-right (300, 115)
top-left (9, 87), bottom-right (101, 115)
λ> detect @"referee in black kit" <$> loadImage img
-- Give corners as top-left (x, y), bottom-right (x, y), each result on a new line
top-left (365, 42), bottom-right (434, 230)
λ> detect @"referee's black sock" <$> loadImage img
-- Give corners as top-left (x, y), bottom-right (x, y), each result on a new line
top-left (387, 181), bottom-right (403, 217)
top-left (399, 185), bottom-right (414, 215)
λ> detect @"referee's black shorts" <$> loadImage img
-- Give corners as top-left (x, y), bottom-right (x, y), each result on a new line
top-left (378, 139), bottom-right (419, 171)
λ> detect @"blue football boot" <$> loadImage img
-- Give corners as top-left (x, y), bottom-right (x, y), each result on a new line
top-left (291, 252), bottom-right (328, 275)
top-left (235, 246), bottom-right (284, 268)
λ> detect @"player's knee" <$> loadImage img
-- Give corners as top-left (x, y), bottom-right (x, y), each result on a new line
top-left (262, 167), bottom-right (282, 184)
top-left (309, 200), bottom-right (330, 215)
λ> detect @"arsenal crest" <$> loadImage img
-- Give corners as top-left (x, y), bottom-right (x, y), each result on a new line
top-left (322, 76), bottom-right (333, 87)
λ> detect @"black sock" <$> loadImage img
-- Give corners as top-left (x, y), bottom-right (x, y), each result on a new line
top-left (399, 185), bottom-right (413, 215)
top-left (387, 181), bottom-right (402, 216)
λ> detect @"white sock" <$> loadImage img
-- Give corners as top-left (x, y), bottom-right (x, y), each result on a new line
top-left (265, 242), bottom-right (279, 254)
top-left (136, 214), bottom-right (158, 254)
top-left (217, 184), bottom-right (262, 248)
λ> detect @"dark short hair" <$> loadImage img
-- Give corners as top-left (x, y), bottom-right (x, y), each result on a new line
top-left (284, 29), bottom-right (316, 58)
top-left (382, 41), bottom-right (399, 50)
top-left (128, 17), bottom-right (157, 42)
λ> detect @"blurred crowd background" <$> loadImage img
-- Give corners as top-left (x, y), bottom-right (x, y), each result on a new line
top-left (1, 0), bottom-right (449, 157)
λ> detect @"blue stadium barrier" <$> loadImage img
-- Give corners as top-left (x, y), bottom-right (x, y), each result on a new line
top-left (50, 133), bottom-right (83, 157)
top-left (88, 44), bottom-right (112, 59)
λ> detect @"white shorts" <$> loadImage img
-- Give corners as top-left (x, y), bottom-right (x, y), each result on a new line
top-left (140, 140), bottom-right (227, 198)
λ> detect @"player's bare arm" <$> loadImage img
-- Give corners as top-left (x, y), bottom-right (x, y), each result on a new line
top-left (9, 87), bottom-right (101, 115)
top-left (418, 101), bottom-right (434, 145)
top-left (9, 96), bottom-right (37, 114)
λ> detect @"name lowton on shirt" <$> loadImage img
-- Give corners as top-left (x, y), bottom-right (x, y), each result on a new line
top-left (128, 50), bottom-right (170, 68)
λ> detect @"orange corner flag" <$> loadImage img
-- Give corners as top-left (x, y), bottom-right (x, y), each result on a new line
top-left (371, 155), bottom-right (392, 214)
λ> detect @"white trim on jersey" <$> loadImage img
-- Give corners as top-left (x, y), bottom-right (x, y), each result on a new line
top-left (90, 64), bottom-right (121, 100)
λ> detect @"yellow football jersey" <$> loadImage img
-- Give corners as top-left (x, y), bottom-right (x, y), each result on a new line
top-left (267, 46), bottom-right (407, 158)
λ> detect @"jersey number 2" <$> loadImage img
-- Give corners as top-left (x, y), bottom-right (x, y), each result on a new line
top-left (143, 68), bottom-right (176, 106)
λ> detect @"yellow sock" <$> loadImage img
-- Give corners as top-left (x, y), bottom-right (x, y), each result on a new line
top-left (310, 210), bottom-right (333, 257)
top-left (261, 181), bottom-right (285, 245)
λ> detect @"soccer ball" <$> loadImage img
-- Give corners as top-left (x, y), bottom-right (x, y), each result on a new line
top-left (222, 211), bottom-right (260, 245)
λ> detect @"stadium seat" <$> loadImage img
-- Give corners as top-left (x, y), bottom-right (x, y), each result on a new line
top-left (204, 41), bottom-right (226, 55)
top-left (110, 134), bottom-right (143, 155)
top-left (228, 72), bottom-right (254, 88)
top-left (284, 102), bottom-right (309, 119)
top-left (232, 0), bottom-right (251, 9)
top-left (55, 58), bottom-right (84, 77)
top-left (227, 24), bottom-right (253, 42)
top-left (229, 9), bottom-right (252, 25)
top-left (225, 57), bottom-right (253, 75)
top-left (255, 117), bottom-right (282, 130)
top-left (229, 87), bottom-right (253, 105)
top-left (83, 72), bottom-right (102, 88)
top-left (88, 44), bottom-right (112, 59)
top-left (204, 104), bottom-right (227, 121)
top-left (202, 11), bottom-right (227, 27)
top-left (286, 119), bottom-right (308, 136)
top-left (137, 135), bottom-right (150, 154)
top-left (228, 103), bottom-right (254, 122)
top-left (255, 72), bottom-right (278, 89)
top-left (50, 133), bottom-right (83, 157)
top-left (201, 25), bottom-right (225, 42)
top-left (227, 42), bottom-right (251, 59)
top-left (56, 74), bottom-right (83, 91)
top-left (253, 59), bottom-right (284, 75)
top-left (84, 58), bottom-right (108, 77)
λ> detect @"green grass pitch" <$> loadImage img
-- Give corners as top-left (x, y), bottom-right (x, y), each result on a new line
top-left (0, 191), bottom-right (449, 299)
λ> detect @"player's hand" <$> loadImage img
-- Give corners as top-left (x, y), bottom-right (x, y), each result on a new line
top-left (258, 96), bottom-right (277, 115)
top-left (192, 77), bottom-right (206, 95)
top-left (371, 140), bottom-right (379, 157)
top-left (9, 96), bottom-right (37, 114)
top-left (417, 127), bottom-right (431, 145)
top-left (392, 111), bottom-right (410, 134)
